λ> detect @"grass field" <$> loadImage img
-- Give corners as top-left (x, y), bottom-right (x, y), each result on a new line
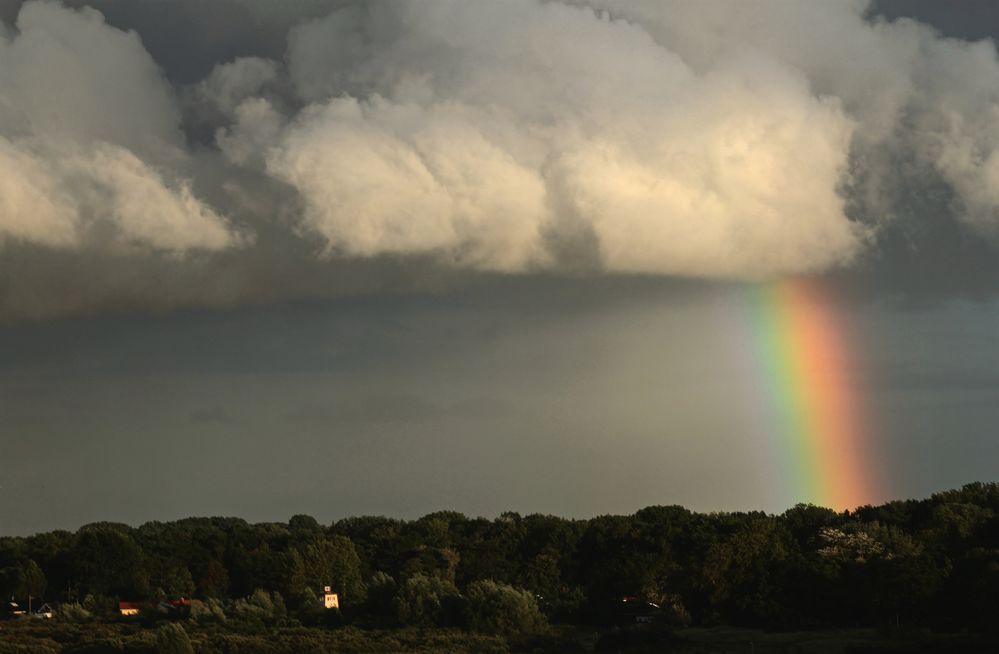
top-left (1, 620), bottom-right (998, 654)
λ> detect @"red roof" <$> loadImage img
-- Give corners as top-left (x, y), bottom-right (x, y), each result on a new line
top-left (119, 602), bottom-right (142, 610)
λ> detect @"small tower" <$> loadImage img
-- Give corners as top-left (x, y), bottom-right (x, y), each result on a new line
top-left (321, 585), bottom-right (339, 609)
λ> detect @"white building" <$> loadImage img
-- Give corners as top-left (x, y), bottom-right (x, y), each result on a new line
top-left (321, 585), bottom-right (339, 609)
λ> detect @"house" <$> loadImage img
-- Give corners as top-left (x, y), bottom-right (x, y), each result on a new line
top-left (4, 599), bottom-right (53, 619)
top-left (119, 601), bottom-right (142, 616)
top-left (31, 602), bottom-right (54, 619)
top-left (4, 599), bottom-right (25, 618)
top-left (320, 585), bottom-right (339, 609)
top-left (618, 596), bottom-right (661, 625)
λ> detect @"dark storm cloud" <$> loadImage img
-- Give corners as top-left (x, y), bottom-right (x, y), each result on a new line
top-left (288, 393), bottom-right (442, 426)
top-left (0, 0), bottom-right (343, 82)
top-left (0, 278), bottom-right (792, 533)
top-left (3, 0), bottom-right (999, 322)
top-left (287, 393), bottom-right (515, 426)
top-left (188, 405), bottom-right (232, 424)
top-left (882, 365), bottom-right (999, 392)
top-left (839, 130), bottom-right (999, 302)
top-left (872, 0), bottom-right (999, 43)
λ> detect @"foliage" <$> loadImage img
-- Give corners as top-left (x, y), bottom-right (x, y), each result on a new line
top-left (150, 559), bottom-right (195, 599)
top-left (292, 535), bottom-right (366, 605)
top-left (400, 546), bottom-right (461, 584)
top-left (197, 560), bottom-right (229, 599)
top-left (232, 589), bottom-right (287, 632)
top-left (188, 598), bottom-right (227, 624)
top-left (464, 579), bottom-right (546, 636)
top-left (59, 602), bottom-right (94, 623)
top-left (396, 574), bottom-right (464, 626)
top-left (0, 483), bottom-right (997, 635)
top-left (72, 524), bottom-right (150, 598)
top-left (155, 622), bottom-right (194, 654)
top-left (702, 517), bottom-right (794, 625)
top-left (20, 559), bottom-right (47, 598)
top-left (365, 571), bottom-right (398, 615)
top-left (81, 594), bottom-right (120, 619)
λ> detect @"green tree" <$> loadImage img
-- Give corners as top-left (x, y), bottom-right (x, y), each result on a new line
top-left (863, 523), bottom-right (947, 626)
top-left (365, 571), bottom-right (397, 616)
top-left (576, 514), bottom-right (679, 609)
top-left (465, 579), bottom-right (546, 636)
top-left (702, 517), bottom-right (795, 625)
top-left (197, 560), bottom-right (229, 598)
top-left (396, 574), bottom-right (463, 626)
top-left (0, 564), bottom-right (24, 600)
top-left (331, 516), bottom-right (408, 578)
top-left (19, 559), bottom-right (47, 600)
top-left (400, 546), bottom-right (461, 584)
top-left (296, 536), bottom-right (366, 605)
top-left (72, 525), bottom-right (150, 598)
top-left (152, 559), bottom-right (194, 598)
top-left (289, 514), bottom-right (322, 534)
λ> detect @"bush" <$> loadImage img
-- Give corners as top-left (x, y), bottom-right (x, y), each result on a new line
top-left (231, 589), bottom-right (287, 632)
top-left (365, 571), bottom-right (397, 616)
top-left (188, 598), bottom-right (226, 625)
top-left (396, 574), bottom-right (463, 626)
top-left (81, 594), bottom-right (119, 620)
top-left (59, 602), bottom-right (94, 623)
top-left (154, 623), bottom-right (193, 654)
top-left (465, 579), bottom-right (546, 636)
top-left (544, 586), bottom-right (587, 623)
top-left (296, 597), bottom-right (344, 629)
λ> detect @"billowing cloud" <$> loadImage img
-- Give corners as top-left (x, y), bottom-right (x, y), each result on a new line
top-left (0, 1), bottom-right (242, 254)
top-left (574, 0), bottom-right (999, 242)
top-left (264, 0), bottom-right (865, 278)
top-left (3, 0), bottom-right (999, 318)
top-left (265, 97), bottom-right (553, 272)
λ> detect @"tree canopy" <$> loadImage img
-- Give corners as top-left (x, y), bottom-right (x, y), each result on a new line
top-left (2, 482), bottom-right (997, 631)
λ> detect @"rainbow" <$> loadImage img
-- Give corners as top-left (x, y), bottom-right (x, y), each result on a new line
top-left (747, 279), bottom-right (875, 511)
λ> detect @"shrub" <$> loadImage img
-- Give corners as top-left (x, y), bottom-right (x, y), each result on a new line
top-left (188, 598), bottom-right (226, 624)
top-left (59, 602), bottom-right (94, 623)
top-left (154, 622), bottom-right (194, 654)
top-left (296, 595), bottom-right (344, 629)
top-left (396, 574), bottom-right (462, 626)
top-left (81, 594), bottom-right (119, 619)
top-left (465, 579), bottom-right (546, 636)
top-left (231, 589), bottom-right (287, 632)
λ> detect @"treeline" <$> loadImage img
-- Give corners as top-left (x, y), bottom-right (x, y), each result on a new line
top-left (2, 482), bottom-right (998, 632)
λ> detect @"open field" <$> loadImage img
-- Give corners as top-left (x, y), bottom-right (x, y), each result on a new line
top-left (2, 621), bottom-right (998, 654)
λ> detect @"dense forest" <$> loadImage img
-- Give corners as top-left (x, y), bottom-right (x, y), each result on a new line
top-left (2, 483), bottom-right (998, 653)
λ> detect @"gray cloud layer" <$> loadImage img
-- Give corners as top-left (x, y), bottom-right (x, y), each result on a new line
top-left (3, 0), bottom-right (999, 319)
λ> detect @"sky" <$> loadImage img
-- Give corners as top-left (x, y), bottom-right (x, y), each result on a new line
top-left (1, 0), bottom-right (998, 535)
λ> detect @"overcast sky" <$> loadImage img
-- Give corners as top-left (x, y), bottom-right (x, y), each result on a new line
top-left (1, 0), bottom-right (998, 535)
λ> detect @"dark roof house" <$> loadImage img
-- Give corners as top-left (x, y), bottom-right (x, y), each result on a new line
top-left (4, 599), bottom-right (54, 619)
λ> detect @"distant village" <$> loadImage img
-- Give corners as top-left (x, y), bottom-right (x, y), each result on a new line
top-left (3, 586), bottom-right (339, 622)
